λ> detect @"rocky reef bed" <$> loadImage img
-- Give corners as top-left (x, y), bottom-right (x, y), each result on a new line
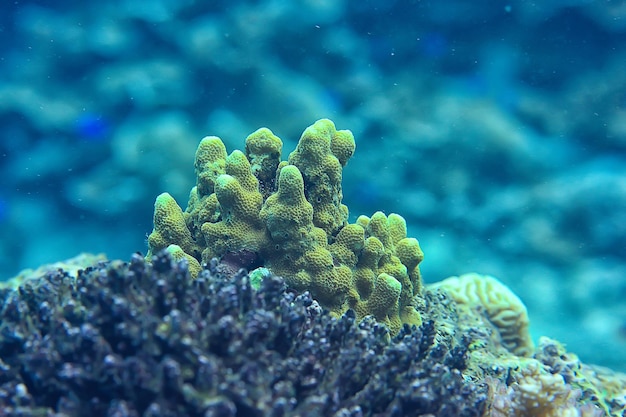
top-left (1, 252), bottom-right (624, 416)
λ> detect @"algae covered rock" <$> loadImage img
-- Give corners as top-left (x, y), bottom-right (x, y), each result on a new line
top-left (146, 118), bottom-right (425, 334)
top-left (0, 252), bottom-right (488, 417)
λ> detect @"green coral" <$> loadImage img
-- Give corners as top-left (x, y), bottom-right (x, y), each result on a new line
top-left (166, 244), bottom-right (202, 278)
top-left (287, 119), bottom-right (355, 237)
top-left (244, 127), bottom-right (283, 199)
top-left (146, 119), bottom-right (424, 334)
top-left (146, 192), bottom-right (199, 259)
top-left (200, 150), bottom-right (266, 260)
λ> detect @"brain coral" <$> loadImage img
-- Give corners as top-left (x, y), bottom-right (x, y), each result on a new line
top-left (430, 273), bottom-right (534, 356)
top-left (146, 119), bottom-right (425, 334)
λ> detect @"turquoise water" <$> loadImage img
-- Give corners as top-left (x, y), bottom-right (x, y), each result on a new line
top-left (1, 1), bottom-right (625, 371)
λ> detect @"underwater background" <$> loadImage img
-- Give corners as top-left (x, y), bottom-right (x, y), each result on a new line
top-left (0, 0), bottom-right (624, 372)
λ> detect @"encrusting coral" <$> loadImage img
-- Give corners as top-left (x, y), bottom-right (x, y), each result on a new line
top-left (146, 118), bottom-right (424, 333)
top-left (485, 337), bottom-right (621, 417)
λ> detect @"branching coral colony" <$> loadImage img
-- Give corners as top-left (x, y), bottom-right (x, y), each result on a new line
top-left (144, 119), bottom-right (625, 415)
top-left (146, 119), bottom-right (423, 334)
top-left (146, 119), bottom-right (537, 345)
top-left (145, 118), bottom-right (540, 353)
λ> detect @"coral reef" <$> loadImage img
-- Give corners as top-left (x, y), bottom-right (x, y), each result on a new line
top-left (146, 119), bottom-right (424, 334)
top-left (424, 279), bottom-right (625, 417)
top-left (2, 252), bottom-right (623, 416)
top-left (136, 114), bottom-right (626, 416)
top-left (2, 0), bottom-right (626, 372)
top-left (0, 253), bottom-right (488, 417)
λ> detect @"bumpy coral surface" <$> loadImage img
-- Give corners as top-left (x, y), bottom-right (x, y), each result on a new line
top-left (0, 253), bottom-right (488, 417)
top-left (146, 119), bottom-right (425, 334)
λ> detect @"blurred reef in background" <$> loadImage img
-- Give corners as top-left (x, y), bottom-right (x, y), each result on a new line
top-left (1, 0), bottom-right (625, 372)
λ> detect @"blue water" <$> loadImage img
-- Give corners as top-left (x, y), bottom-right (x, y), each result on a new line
top-left (1, 1), bottom-right (625, 371)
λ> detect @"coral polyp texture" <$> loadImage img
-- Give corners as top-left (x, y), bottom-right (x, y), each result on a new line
top-left (146, 119), bottom-right (424, 333)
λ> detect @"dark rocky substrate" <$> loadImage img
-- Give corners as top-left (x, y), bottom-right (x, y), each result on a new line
top-left (0, 253), bottom-right (487, 417)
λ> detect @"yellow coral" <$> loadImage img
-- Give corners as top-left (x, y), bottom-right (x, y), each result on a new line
top-left (329, 223), bottom-right (365, 268)
top-left (183, 137), bottom-right (229, 247)
top-left (259, 165), bottom-right (314, 251)
top-left (396, 237), bottom-right (424, 293)
top-left (184, 186), bottom-right (220, 245)
top-left (352, 237), bottom-right (384, 299)
top-left (354, 211), bottom-right (423, 328)
top-left (287, 118), bottom-right (355, 237)
top-left (147, 192), bottom-right (197, 259)
top-left (355, 273), bottom-right (403, 334)
top-left (245, 127), bottom-right (282, 198)
top-left (259, 164), bottom-right (352, 312)
top-left (146, 120), bottom-right (424, 333)
top-left (166, 244), bottom-right (202, 278)
top-left (201, 150), bottom-right (266, 261)
top-left (194, 136), bottom-right (227, 198)
top-left (330, 127), bottom-right (357, 166)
